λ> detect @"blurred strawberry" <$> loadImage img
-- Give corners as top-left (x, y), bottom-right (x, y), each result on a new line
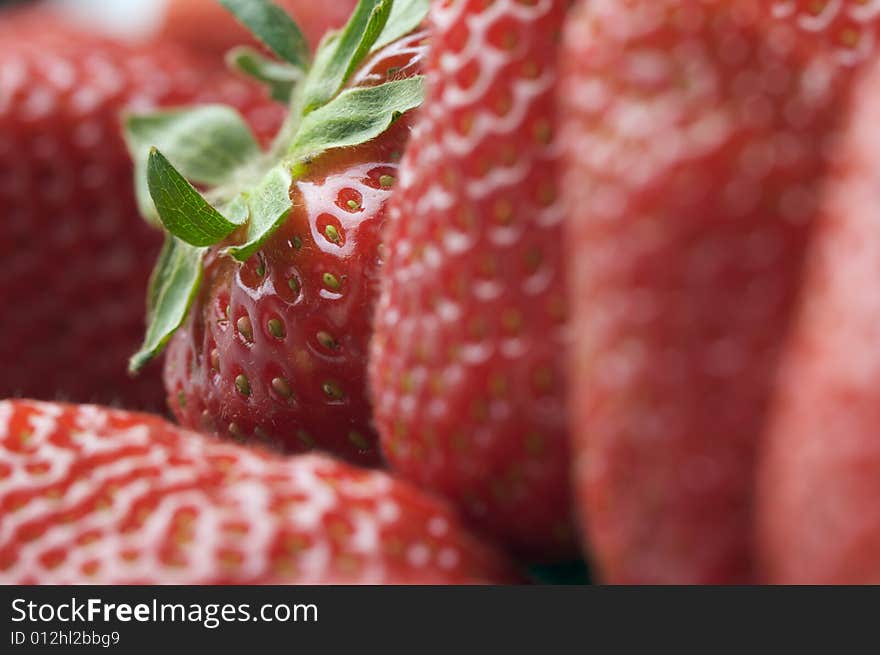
top-left (160, 0), bottom-right (357, 58)
top-left (0, 399), bottom-right (515, 584)
top-left (558, 0), bottom-right (869, 583)
top-left (0, 11), bottom-right (283, 411)
top-left (766, 0), bottom-right (880, 67)
top-left (758, 58), bottom-right (880, 584)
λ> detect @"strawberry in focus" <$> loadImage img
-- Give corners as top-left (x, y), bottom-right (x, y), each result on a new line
top-left (765, 1), bottom-right (880, 67)
top-left (162, 113), bottom-right (418, 463)
top-left (757, 57), bottom-right (880, 584)
top-left (557, 0), bottom-right (868, 583)
top-left (128, 1), bottom-right (429, 463)
top-left (0, 11), bottom-right (283, 412)
top-left (0, 399), bottom-right (515, 584)
top-left (368, 0), bottom-right (575, 559)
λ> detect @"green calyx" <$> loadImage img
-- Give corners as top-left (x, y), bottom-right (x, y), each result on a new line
top-left (124, 0), bottom-right (429, 373)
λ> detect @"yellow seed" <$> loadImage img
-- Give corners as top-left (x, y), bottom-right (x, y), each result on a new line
top-left (267, 318), bottom-right (285, 339)
top-left (271, 377), bottom-right (292, 399)
top-left (322, 380), bottom-right (344, 400)
top-left (236, 315), bottom-right (253, 341)
top-left (502, 309), bottom-right (523, 334)
top-left (325, 224), bottom-right (341, 244)
top-left (494, 198), bottom-right (514, 224)
top-left (533, 119), bottom-right (552, 144)
top-left (317, 330), bottom-right (339, 350)
top-left (840, 27), bottom-right (860, 48)
top-left (348, 431), bottom-right (370, 451)
top-left (234, 375), bottom-right (251, 397)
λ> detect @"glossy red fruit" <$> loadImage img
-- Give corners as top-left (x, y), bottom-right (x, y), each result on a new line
top-left (0, 399), bottom-right (515, 584)
top-left (164, 119), bottom-right (413, 463)
top-left (0, 14), bottom-right (282, 412)
top-left (757, 58), bottom-right (880, 584)
top-left (369, 0), bottom-right (574, 559)
top-left (558, 0), bottom-right (872, 583)
top-left (160, 18), bottom-right (429, 463)
top-left (160, 0), bottom-right (358, 58)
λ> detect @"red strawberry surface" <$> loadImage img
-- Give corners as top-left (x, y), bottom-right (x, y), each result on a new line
top-left (767, 0), bottom-right (880, 67)
top-left (140, 3), bottom-right (429, 463)
top-left (163, 114), bottom-right (417, 463)
top-left (558, 0), bottom-right (866, 583)
top-left (0, 399), bottom-right (515, 584)
top-left (757, 58), bottom-right (880, 584)
top-left (368, 0), bottom-right (574, 558)
top-left (160, 0), bottom-right (358, 58)
top-left (0, 12), bottom-right (283, 412)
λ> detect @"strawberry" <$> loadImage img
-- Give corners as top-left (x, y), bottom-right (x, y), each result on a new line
top-left (556, 0), bottom-right (880, 583)
top-left (767, 0), bottom-right (880, 67)
top-left (126, 1), bottom-right (429, 463)
top-left (757, 58), bottom-right (880, 584)
top-left (160, 0), bottom-right (358, 58)
top-left (0, 399), bottom-right (515, 584)
top-left (0, 11), bottom-right (283, 412)
top-left (368, 0), bottom-right (574, 558)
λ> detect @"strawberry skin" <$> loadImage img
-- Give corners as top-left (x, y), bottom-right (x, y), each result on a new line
top-left (558, 0), bottom-right (861, 583)
top-left (0, 14), bottom-right (283, 412)
top-left (0, 399), bottom-right (516, 584)
top-left (769, 0), bottom-right (880, 66)
top-left (369, 0), bottom-right (574, 558)
top-left (164, 29), bottom-right (429, 463)
top-left (758, 59), bottom-right (880, 584)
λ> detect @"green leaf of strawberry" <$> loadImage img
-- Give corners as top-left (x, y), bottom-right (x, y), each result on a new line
top-left (290, 76), bottom-right (423, 161)
top-left (147, 148), bottom-right (246, 246)
top-left (300, 0), bottom-right (392, 114)
top-left (124, 0), bottom-right (426, 390)
top-left (219, 0), bottom-right (310, 70)
top-left (227, 46), bottom-right (303, 103)
top-left (124, 105), bottom-right (261, 223)
top-left (370, 0), bottom-right (428, 53)
top-left (130, 235), bottom-right (204, 373)
top-left (225, 164), bottom-right (293, 261)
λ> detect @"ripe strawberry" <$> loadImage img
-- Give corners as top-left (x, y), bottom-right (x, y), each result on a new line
top-left (0, 399), bottom-right (515, 584)
top-left (757, 59), bottom-right (880, 584)
top-left (767, 0), bottom-right (880, 67)
top-left (557, 0), bottom-right (877, 583)
top-left (128, 1), bottom-right (429, 463)
top-left (0, 12), bottom-right (283, 412)
top-left (160, 0), bottom-right (358, 57)
top-left (368, 0), bottom-right (574, 558)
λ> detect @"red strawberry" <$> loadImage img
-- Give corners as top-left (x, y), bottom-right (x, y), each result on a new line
top-left (0, 399), bottom-right (515, 584)
top-left (0, 12), bottom-right (283, 412)
top-left (129, 2), bottom-right (429, 463)
top-left (557, 0), bottom-right (876, 583)
top-left (160, 0), bottom-right (358, 58)
top-left (368, 0), bottom-right (574, 558)
top-left (757, 58), bottom-right (880, 584)
top-left (768, 0), bottom-right (880, 67)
